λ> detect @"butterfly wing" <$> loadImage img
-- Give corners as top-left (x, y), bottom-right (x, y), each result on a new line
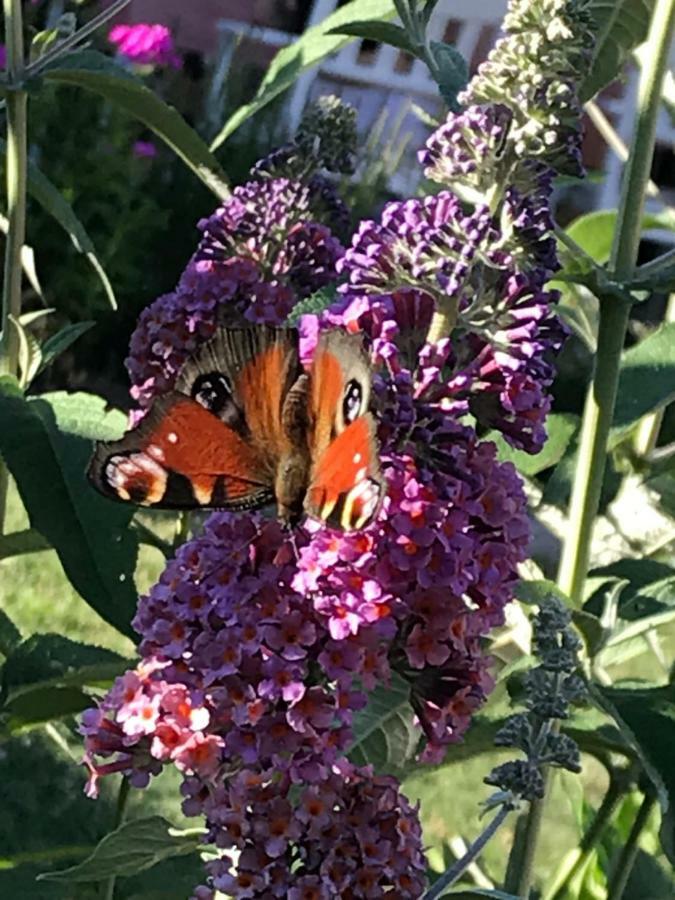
top-left (88, 392), bottom-right (274, 510)
top-left (174, 326), bottom-right (302, 470)
top-left (304, 330), bottom-right (384, 531)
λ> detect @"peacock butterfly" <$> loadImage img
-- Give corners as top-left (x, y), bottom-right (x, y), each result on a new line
top-left (87, 326), bottom-right (385, 531)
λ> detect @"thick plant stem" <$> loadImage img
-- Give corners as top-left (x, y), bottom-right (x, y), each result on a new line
top-left (606, 793), bottom-right (656, 900)
top-left (557, 0), bottom-right (675, 604)
top-left (508, 1), bottom-right (675, 896)
top-left (0, 0), bottom-right (28, 534)
top-left (555, 294), bottom-right (631, 601)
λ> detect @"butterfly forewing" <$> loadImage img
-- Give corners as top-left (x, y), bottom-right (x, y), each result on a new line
top-left (174, 326), bottom-right (302, 467)
top-left (88, 392), bottom-right (274, 511)
top-left (305, 330), bottom-right (384, 531)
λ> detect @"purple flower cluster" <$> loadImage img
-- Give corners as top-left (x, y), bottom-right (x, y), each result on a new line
top-left (419, 105), bottom-right (511, 200)
top-left (84, 6), bottom-right (591, 879)
top-left (125, 177), bottom-right (344, 411)
top-left (333, 170), bottom-right (565, 452)
top-left (83, 515), bottom-right (427, 897)
top-left (109, 23), bottom-right (181, 68)
top-left (197, 765), bottom-right (425, 899)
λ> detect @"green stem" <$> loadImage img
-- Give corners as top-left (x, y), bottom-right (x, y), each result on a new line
top-left (557, 0), bottom-right (675, 604)
top-left (422, 804), bottom-right (512, 899)
top-left (427, 295), bottom-right (458, 343)
top-left (102, 778), bottom-right (131, 900)
top-left (0, 0), bottom-right (28, 535)
top-left (555, 293), bottom-right (631, 601)
top-left (606, 792), bottom-right (656, 900)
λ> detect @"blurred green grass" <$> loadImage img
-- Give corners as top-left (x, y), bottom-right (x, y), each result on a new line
top-left (1, 480), bottom-right (672, 895)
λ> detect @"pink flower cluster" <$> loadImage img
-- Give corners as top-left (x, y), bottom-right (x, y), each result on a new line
top-left (109, 23), bottom-right (181, 69)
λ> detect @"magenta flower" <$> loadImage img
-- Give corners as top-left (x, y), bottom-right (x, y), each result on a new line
top-left (109, 23), bottom-right (180, 68)
top-left (132, 139), bottom-right (157, 159)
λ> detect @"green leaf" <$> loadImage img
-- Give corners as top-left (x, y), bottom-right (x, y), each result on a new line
top-left (38, 817), bottom-right (202, 883)
top-left (0, 212), bottom-right (43, 298)
top-left (2, 686), bottom-right (91, 734)
top-left (38, 322), bottom-right (95, 375)
top-left (0, 609), bottom-right (22, 657)
top-left (329, 20), bottom-right (415, 53)
top-left (286, 285), bottom-right (338, 325)
top-left (611, 323), bottom-right (675, 445)
top-left (430, 41), bottom-right (469, 110)
top-left (2, 634), bottom-right (129, 704)
top-left (582, 0), bottom-right (658, 102)
top-left (514, 578), bottom-right (571, 607)
top-left (0, 527), bottom-right (51, 560)
top-left (591, 682), bottom-right (675, 863)
top-left (589, 559), bottom-right (675, 620)
top-left (489, 413), bottom-right (579, 477)
top-left (36, 391), bottom-right (126, 441)
top-left (0, 384), bottom-right (138, 639)
top-left (630, 248), bottom-right (675, 293)
top-left (9, 314), bottom-right (42, 388)
top-left (349, 673), bottom-right (418, 771)
top-left (211, 0), bottom-right (396, 150)
top-left (16, 144), bottom-right (116, 309)
top-left (564, 209), bottom-right (675, 266)
top-left (29, 13), bottom-right (77, 64)
top-left (42, 50), bottom-right (229, 201)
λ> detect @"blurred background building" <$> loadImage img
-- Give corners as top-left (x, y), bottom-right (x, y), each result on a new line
top-left (115, 0), bottom-right (675, 218)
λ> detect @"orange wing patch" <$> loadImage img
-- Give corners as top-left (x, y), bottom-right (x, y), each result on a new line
top-left (305, 417), bottom-right (384, 531)
top-left (88, 392), bottom-right (274, 511)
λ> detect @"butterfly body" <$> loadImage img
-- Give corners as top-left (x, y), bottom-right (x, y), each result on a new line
top-left (88, 326), bottom-right (384, 531)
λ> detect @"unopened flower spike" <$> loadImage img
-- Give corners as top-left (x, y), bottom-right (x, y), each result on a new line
top-left (461, 0), bottom-right (594, 176)
top-left (485, 596), bottom-right (585, 804)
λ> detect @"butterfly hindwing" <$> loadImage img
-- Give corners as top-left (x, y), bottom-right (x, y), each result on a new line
top-left (305, 330), bottom-right (384, 531)
top-left (87, 392), bottom-right (274, 510)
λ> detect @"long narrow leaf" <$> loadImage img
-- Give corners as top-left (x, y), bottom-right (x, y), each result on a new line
top-left (211, 0), bottom-right (396, 150)
top-left (42, 50), bottom-right (229, 201)
top-left (1, 139), bottom-right (116, 309)
top-left (0, 212), bottom-right (43, 297)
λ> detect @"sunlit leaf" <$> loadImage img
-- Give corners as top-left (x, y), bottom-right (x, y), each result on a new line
top-left (329, 20), bottom-right (414, 53)
top-left (38, 817), bottom-right (202, 882)
top-left (211, 0), bottom-right (396, 150)
top-left (488, 413), bottom-right (579, 477)
top-left (582, 0), bottom-right (658, 102)
top-left (0, 382), bottom-right (138, 639)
